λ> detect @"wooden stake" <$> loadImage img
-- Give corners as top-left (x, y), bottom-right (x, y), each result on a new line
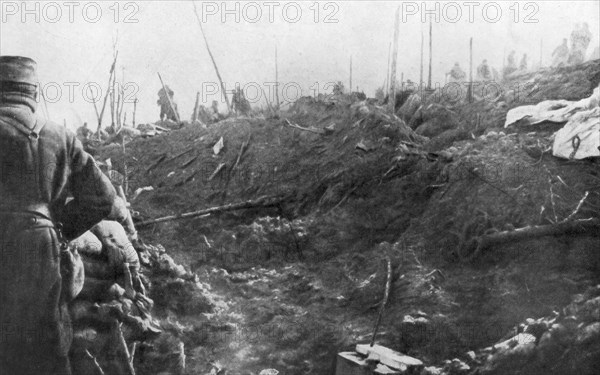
top-left (428, 21), bottom-right (432, 90)
top-left (192, 1), bottom-right (231, 112)
top-left (85, 350), bottom-right (105, 375)
top-left (157, 72), bottom-right (181, 123)
top-left (114, 321), bottom-right (136, 375)
top-left (389, 6), bottom-right (400, 111)
top-left (468, 37), bottom-right (473, 102)
top-left (370, 255), bottom-right (392, 347)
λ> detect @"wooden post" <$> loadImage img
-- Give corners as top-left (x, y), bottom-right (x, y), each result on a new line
top-left (388, 6), bottom-right (400, 111)
top-left (192, 2), bottom-right (231, 112)
top-left (157, 72), bottom-right (181, 123)
top-left (420, 27), bottom-right (424, 86)
top-left (468, 37), bottom-right (473, 102)
top-left (275, 46), bottom-right (280, 109)
top-left (428, 21), bottom-right (432, 90)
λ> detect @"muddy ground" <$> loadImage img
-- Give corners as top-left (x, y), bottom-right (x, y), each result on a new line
top-left (97, 60), bottom-right (600, 375)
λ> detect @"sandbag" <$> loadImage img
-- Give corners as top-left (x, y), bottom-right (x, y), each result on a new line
top-left (70, 230), bottom-right (102, 256)
top-left (91, 220), bottom-right (140, 270)
top-left (82, 255), bottom-right (117, 280)
top-left (79, 277), bottom-right (125, 302)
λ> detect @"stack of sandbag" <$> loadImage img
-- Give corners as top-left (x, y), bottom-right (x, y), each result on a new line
top-left (68, 220), bottom-right (161, 375)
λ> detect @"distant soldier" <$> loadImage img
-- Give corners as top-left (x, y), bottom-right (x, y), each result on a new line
top-left (568, 22), bottom-right (592, 65)
top-left (476, 59), bottom-right (493, 81)
top-left (1, 56), bottom-right (119, 375)
top-left (157, 85), bottom-right (180, 122)
top-left (552, 38), bottom-right (570, 67)
top-left (232, 87), bottom-right (251, 115)
top-left (519, 53), bottom-right (528, 71)
top-left (504, 51), bottom-right (518, 77)
top-left (76, 122), bottom-right (92, 140)
top-left (210, 100), bottom-right (221, 122)
top-left (448, 62), bottom-right (466, 83)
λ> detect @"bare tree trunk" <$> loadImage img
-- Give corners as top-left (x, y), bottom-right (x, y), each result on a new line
top-left (385, 41), bottom-right (391, 94)
top-left (132, 98), bottom-right (138, 127)
top-left (428, 21), bottom-right (432, 90)
top-left (468, 37), bottom-right (473, 102)
top-left (349, 55), bottom-right (353, 93)
top-left (192, 1), bottom-right (231, 112)
top-left (420, 27), bottom-right (424, 86)
top-left (95, 52), bottom-right (118, 139)
top-left (275, 46), bottom-right (280, 109)
top-left (540, 39), bottom-right (543, 67)
top-left (388, 6), bottom-right (400, 112)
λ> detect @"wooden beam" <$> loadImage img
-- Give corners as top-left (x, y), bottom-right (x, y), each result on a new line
top-left (459, 218), bottom-right (600, 262)
top-left (137, 195), bottom-right (286, 228)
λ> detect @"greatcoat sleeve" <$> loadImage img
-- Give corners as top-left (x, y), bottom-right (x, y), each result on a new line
top-left (58, 134), bottom-right (117, 240)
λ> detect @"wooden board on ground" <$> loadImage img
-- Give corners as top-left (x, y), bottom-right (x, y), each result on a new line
top-left (355, 344), bottom-right (423, 371)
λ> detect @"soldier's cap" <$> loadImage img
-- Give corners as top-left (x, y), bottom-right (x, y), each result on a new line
top-left (0, 56), bottom-right (38, 85)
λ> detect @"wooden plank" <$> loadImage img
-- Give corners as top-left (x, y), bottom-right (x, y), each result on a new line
top-left (356, 344), bottom-right (423, 370)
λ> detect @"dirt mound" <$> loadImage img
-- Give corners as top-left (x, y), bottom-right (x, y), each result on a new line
top-left (94, 61), bottom-right (600, 374)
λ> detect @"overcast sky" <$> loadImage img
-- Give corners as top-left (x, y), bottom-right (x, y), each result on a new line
top-left (1, 0), bottom-right (598, 129)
